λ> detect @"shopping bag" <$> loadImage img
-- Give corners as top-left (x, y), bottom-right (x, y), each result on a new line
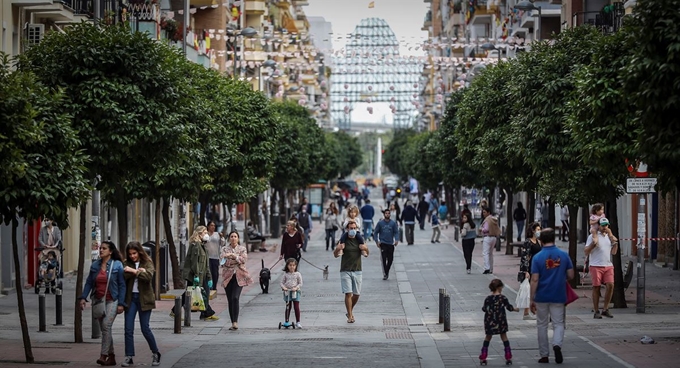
top-left (189, 286), bottom-right (206, 311)
top-left (566, 282), bottom-right (579, 305)
top-left (515, 278), bottom-right (531, 309)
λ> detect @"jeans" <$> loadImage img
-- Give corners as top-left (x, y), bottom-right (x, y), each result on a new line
top-left (482, 236), bottom-right (496, 271)
top-left (380, 243), bottom-right (395, 277)
top-left (515, 220), bottom-right (525, 241)
top-left (362, 221), bottom-right (373, 240)
top-left (536, 303), bottom-right (566, 358)
top-left (303, 228), bottom-right (310, 251)
top-left (418, 212), bottom-right (427, 230)
top-left (405, 223), bottom-right (415, 244)
top-left (124, 293), bottom-right (159, 357)
top-left (209, 259), bottom-right (219, 290)
top-left (224, 276), bottom-right (243, 323)
top-left (99, 300), bottom-right (119, 356)
top-left (325, 229), bottom-right (337, 250)
top-left (462, 238), bottom-right (475, 270)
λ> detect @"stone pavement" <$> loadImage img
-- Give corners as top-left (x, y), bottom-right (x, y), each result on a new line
top-left (0, 194), bottom-right (678, 367)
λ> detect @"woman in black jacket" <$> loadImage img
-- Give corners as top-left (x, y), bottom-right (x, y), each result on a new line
top-left (513, 202), bottom-right (527, 242)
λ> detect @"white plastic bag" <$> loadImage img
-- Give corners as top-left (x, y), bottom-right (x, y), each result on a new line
top-left (515, 279), bottom-right (531, 309)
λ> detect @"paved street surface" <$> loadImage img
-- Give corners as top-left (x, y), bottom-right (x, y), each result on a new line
top-left (0, 192), bottom-right (679, 367)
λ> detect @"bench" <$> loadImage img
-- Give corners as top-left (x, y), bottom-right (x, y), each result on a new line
top-left (508, 242), bottom-right (523, 257)
top-left (243, 229), bottom-right (263, 253)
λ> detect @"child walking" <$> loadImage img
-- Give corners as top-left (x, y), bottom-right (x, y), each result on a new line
top-left (430, 212), bottom-right (441, 243)
top-left (589, 203), bottom-right (605, 245)
top-left (280, 258), bottom-right (303, 328)
top-left (480, 279), bottom-right (518, 365)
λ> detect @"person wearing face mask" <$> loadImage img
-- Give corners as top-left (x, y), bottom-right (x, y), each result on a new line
top-left (297, 206), bottom-right (313, 252)
top-left (334, 220), bottom-right (369, 324)
top-left (174, 226), bottom-right (218, 321)
top-left (39, 217), bottom-right (62, 249)
top-left (373, 209), bottom-right (399, 280)
top-left (518, 222), bottom-right (542, 320)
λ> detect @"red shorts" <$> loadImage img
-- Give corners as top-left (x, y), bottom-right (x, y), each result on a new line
top-left (590, 266), bottom-right (614, 287)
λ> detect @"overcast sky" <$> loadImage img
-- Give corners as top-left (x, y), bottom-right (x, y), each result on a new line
top-left (305, 0), bottom-right (429, 56)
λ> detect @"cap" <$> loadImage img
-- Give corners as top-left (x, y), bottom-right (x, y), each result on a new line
top-left (599, 217), bottom-right (610, 226)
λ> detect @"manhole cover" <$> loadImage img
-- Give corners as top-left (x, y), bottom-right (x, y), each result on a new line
top-left (386, 332), bottom-right (413, 339)
top-left (383, 318), bottom-right (408, 326)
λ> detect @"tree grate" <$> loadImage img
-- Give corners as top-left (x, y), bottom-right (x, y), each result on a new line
top-left (386, 331), bottom-right (413, 339)
top-left (383, 318), bottom-right (408, 326)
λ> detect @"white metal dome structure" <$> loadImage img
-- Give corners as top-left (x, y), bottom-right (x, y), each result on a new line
top-left (331, 18), bottom-right (423, 131)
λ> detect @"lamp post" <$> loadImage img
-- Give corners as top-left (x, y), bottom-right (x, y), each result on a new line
top-left (514, 0), bottom-right (542, 42)
top-left (261, 59), bottom-right (276, 94)
top-left (235, 26), bottom-right (258, 79)
top-left (481, 42), bottom-right (502, 63)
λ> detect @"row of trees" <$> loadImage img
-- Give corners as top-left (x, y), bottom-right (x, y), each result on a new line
top-left (1, 22), bottom-right (360, 362)
top-left (389, 1), bottom-right (679, 310)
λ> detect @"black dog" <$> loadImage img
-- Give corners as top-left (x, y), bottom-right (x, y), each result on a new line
top-left (259, 259), bottom-right (271, 294)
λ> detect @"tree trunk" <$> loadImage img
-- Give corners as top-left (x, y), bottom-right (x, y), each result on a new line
top-left (199, 198), bottom-right (209, 226)
top-left (548, 199), bottom-right (556, 230)
top-left (74, 203), bottom-right (87, 343)
top-left (162, 198), bottom-right (183, 289)
top-left (607, 190), bottom-right (627, 308)
top-left (527, 193), bottom-right (536, 225)
top-left (12, 217), bottom-right (34, 363)
top-left (580, 207), bottom-right (589, 243)
top-left (505, 188), bottom-right (514, 254)
top-left (116, 195), bottom-right (128, 247)
top-left (249, 196), bottom-right (259, 228)
top-left (568, 207), bottom-right (580, 287)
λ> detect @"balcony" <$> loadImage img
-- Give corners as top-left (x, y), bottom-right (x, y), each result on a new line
top-left (469, 0), bottom-right (497, 25)
top-left (245, 0), bottom-right (266, 15)
top-left (572, 2), bottom-right (624, 34)
top-left (422, 10), bottom-right (432, 31)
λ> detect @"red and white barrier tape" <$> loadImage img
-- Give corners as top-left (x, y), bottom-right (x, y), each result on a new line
top-left (618, 237), bottom-right (679, 241)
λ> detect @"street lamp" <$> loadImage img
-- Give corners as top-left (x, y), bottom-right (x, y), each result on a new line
top-left (261, 59), bottom-right (277, 94)
top-left (514, 0), bottom-right (542, 42)
top-left (481, 43), bottom-right (502, 63)
top-left (235, 27), bottom-right (258, 78)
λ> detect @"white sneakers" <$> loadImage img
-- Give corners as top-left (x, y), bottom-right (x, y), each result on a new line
top-left (523, 314), bottom-right (537, 320)
top-left (295, 322), bottom-right (302, 329)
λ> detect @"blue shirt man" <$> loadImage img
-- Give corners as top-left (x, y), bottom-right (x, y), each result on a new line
top-left (373, 209), bottom-right (399, 280)
top-left (360, 200), bottom-right (375, 239)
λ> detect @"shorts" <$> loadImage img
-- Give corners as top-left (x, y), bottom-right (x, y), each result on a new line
top-left (590, 266), bottom-right (614, 287)
top-left (340, 271), bottom-right (362, 295)
top-left (283, 290), bottom-right (301, 302)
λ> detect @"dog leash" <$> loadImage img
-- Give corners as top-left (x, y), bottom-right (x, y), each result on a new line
top-left (299, 256), bottom-right (326, 271)
top-left (266, 258), bottom-right (282, 270)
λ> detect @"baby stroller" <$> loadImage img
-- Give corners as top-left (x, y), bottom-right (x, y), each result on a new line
top-left (278, 290), bottom-right (298, 330)
top-left (35, 241), bottom-right (64, 294)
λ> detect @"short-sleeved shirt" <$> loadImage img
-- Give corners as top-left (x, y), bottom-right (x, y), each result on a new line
top-left (586, 233), bottom-right (613, 267)
top-left (339, 233), bottom-right (364, 272)
top-left (531, 246), bottom-right (573, 304)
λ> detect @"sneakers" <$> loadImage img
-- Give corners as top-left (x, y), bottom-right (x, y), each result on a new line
top-left (204, 315), bottom-right (220, 321)
top-left (523, 314), bottom-right (537, 320)
top-left (121, 356), bottom-right (134, 367)
top-left (593, 311), bottom-right (602, 319)
top-left (601, 309), bottom-right (614, 318)
top-left (553, 346), bottom-right (563, 364)
top-left (538, 357), bottom-right (549, 363)
top-left (466, 269), bottom-right (471, 274)
top-left (295, 322), bottom-right (302, 329)
top-left (482, 270), bottom-right (492, 274)
top-left (152, 352), bottom-right (161, 366)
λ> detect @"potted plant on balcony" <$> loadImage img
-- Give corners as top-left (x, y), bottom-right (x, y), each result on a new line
top-left (161, 18), bottom-right (181, 42)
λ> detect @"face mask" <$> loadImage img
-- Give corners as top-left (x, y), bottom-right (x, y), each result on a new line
top-left (301, 209), bottom-right (307, 213)
top-left (348, 229), bottom-right (357, 237)
top-left (535, 232), bottom-right (540, 239)
top-left (202, 234), bottom-right (210, 242)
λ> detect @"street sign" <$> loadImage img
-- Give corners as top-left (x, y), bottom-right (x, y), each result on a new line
top-left (626, 178), bottom-right (657, 194)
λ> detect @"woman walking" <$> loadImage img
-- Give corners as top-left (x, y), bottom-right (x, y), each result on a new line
top-left (513, 202), bottom-right (527, 242)
top-left (79, 241), bottom-right (126, 366)
top-left (206, 221), bottom-right (223, 290)
top-left (518, 222), bottom-right (542, 320)
top-left (324, 202), bottom-right (341, 251)
top-left (178, 226), bottom-right (218, 321)
top-left (122, 242), bottom-right (161, 367)
top-left (221, 231), bottom-right (253, 330)
top-left (460, 214), bottom-right (477, 274)
top-left (281, 221), bottom-right (304, 265)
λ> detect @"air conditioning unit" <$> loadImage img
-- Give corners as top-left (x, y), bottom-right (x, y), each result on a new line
top-left (26, 24), bottom-right (45, 49)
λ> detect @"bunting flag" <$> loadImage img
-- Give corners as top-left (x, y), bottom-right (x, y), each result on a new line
top-left (368, 1), bottom-right (375, 8)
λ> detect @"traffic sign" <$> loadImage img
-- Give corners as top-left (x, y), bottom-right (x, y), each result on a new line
top-left (626, 178), bottom-right (657, 193)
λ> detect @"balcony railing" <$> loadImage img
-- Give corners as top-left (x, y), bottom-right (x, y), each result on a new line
top-left (60, 0), bottom-right (159, 23)
top-left (573, 2), bottom-right (625, 34)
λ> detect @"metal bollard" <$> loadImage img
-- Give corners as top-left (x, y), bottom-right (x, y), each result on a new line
top-left (174, 296), bottom-right (182, 334)
top-left (443, 293), bottom-right (451, 332)
top-left (55, 289), bottom-right (63, 326)
top-left (184, 289), bottom-right (191, 327)
top-left (438, 288), bottom-right (446, 324)
top-left (38, 293), bottom-right (46, 332)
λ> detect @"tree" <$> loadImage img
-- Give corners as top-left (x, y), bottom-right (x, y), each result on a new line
top-left (623, 0), bottom-right (680, 190)
top-left (0, 54), bottom-right (90, 362)
top-left (403, 132), bottom-right (441, 191)
top-left (567, 29), bottom-right (640, 307)
top-left (383, 128), bottom-right (417, 181)
top-left (328, 131), bottom-right (363, 179)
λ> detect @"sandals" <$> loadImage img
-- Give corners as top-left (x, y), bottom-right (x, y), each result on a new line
top-left (228, 326), bottom-right (238, 330)
top-left (345, 313), bottom-right (355, 323)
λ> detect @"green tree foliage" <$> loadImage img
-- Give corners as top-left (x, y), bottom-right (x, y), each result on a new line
top-left (328, 131), bottom-right (363, 179)
top-left (0, 54), bottom-right (89, 363)
top-left (403, 132), bottom-right (440, 190)
top-left (623, 0), bottom-right (680, 189)
top-left (383, 128), bottom-right (417, 181)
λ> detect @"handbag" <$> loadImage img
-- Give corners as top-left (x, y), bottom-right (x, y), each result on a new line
top-left (517, 271), bottom-right (526, 283)
top-left (332, 225), bottom-right (339, 231)
top-left (566, 282), bottom-right (579, 305)
top-left (92, 262), bottom-right (112, 320)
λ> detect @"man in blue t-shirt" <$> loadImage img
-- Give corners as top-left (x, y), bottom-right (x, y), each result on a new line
top-left (530, 228), bottom-right (574, 364)
top-left (359, 199), bottom-right (375, 240)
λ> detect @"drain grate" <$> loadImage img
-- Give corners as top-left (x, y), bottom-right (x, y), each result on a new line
top-left (386, 332), bottom-right (413, 339)
top-left (409, 323), bottom-right (424, 326)
top-left (302, 310), bottom-right (337, 313)
top-left (287, 338), bottom-right (333, 341)
top-left (383, 318), bottom-right (408, 326)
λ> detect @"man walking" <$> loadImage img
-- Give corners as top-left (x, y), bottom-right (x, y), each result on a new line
top-left (401, 201), bottom-right (418, 245)
top-left (479, 207), bottom-right (500, 274)
top-left (360, 199), bottom-right (375, 240)
top-left (530, 228), bottom-right (574, 364)
top-left (373, 209), bottom-right (399, 280)
top-left (417, 196), bottom-right (429, 230)
top-left (334, 220), bottom-right (369, 324)
top-left (297, 207), bottom-right (313, 252)
top-left (585, 217), bottom-right (618, 319)
top-left (560, 205), bottom-right (570, 241)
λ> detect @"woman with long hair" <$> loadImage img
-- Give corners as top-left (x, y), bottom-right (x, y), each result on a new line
top-left (121, 242), bottom-right (160, 367)
top-left (220, 231), bottom-right (253, 330)
top-left (324, 202), bottom-right (342, 251)
top-left (460, 214), bottom-right (477, 274)
top-left (79, 241), bottom-right (126, 366)
top-left (206, 221), bottom-right (223, 290)
top-left (177, 225), bottom-right (218, 320)
top-left (519, 222), bottom-right (542, 319)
